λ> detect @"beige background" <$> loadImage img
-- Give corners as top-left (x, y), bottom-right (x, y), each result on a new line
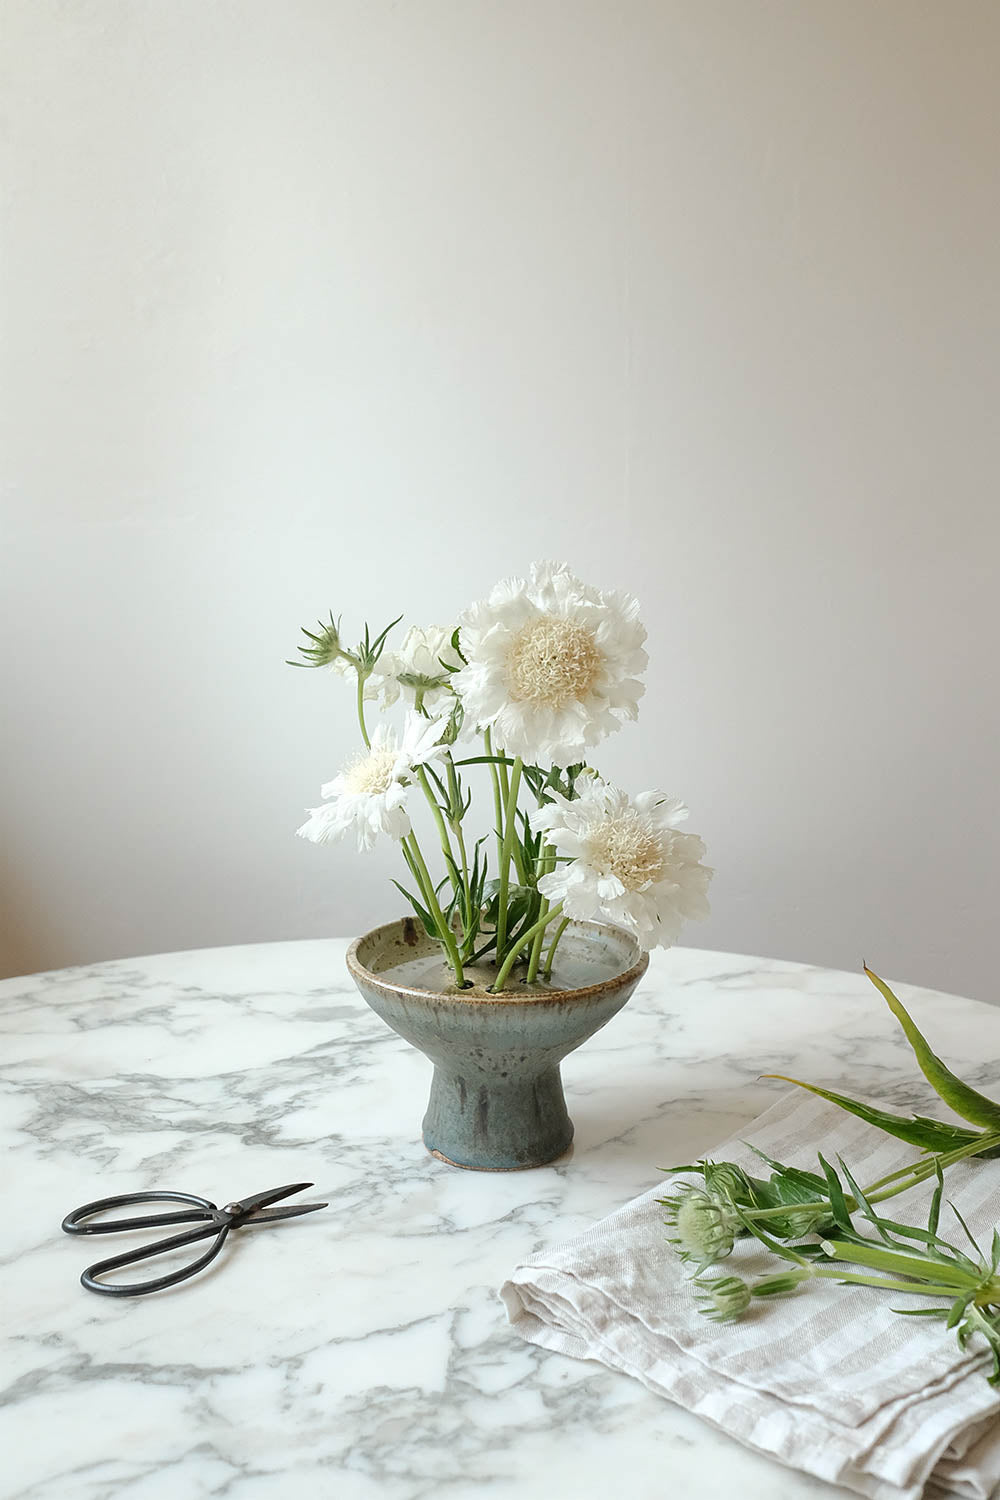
top-left (2, 1), bottom-right (997, 997)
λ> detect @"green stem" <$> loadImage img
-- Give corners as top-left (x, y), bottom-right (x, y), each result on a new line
top-left (404, 832), bottom-right (465, 987)
top-left (484, 729), bottom-right (505, 872)
top-left (542, 917), bottom-right (571, 980)
top-left (819, 1238), bottom-right (974, 1286)
top-left (526, 900), bottom-right (548, 984)
top-left (808, 1268), bottom-right (969, 1298)
top-left (492, 903), bottom-right (565, 993)
top-left (866, 1131), bottom-right (1000, 1198)
top-left (416, 766), bottom-right (459, 897)
top-left (494, 756), bottom-right (523, 960)
top-left (446, 754), bottom-right (473, 954)
top-left (526, 842), bottom-right (554, 984)
top-left (356, 670), bottom-right (370, 747)
top-left (746, 1130), bottom-right (1000, 1227)
top-left (496, 735), bottom-right (511, 816)
top-left (446, 756), bottom-right (470, 888)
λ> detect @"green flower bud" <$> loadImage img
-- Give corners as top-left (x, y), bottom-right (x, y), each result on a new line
top-left (751, 1270), bottom-right (808, 1299)
top-left (695, 1274), bottom-right (752, 1322)
top-left (702, 1162), bottom-right (755, 1206)
top-left (772, 1206), bottom-right (828, 1239)
top-left (662, 1184), bottom-right (740, 1273)
top-left (289, 614), bottom-right (344, 669)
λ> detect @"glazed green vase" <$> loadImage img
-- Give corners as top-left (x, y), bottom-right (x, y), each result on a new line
top-left (346, 917), bottom-right (649, 1171)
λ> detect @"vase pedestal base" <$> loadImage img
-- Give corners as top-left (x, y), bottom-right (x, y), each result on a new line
top-left (422, 1064), bottom-right (574, 1171)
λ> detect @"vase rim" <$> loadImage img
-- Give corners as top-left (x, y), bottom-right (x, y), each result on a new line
top-left (346, 916), bottom-right (649, 1007)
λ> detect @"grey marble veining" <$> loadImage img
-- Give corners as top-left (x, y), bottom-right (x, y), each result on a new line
top-left (3, 939), bottom-right (998, 1499)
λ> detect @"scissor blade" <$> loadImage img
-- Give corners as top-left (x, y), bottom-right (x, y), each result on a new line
top-left (243, 1201), bottom-right (328, 1224)
top-left (236, 1182), bottom-right (315, 1214)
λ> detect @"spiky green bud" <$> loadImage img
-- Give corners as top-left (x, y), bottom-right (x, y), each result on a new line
top-left (702, 1161), bottom-right (755, 1205)
top-left (752, 1270), bottom-right (808, 1299)
top-left (288, 614), bottom-right (344, 669)
top-left (662, 1184), bottom-right (740, 1273)
top-left (695, 1274), bottom-right (752, 1322)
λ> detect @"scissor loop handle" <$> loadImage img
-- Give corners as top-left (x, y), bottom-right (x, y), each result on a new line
top-left (62, 1190), bottom-right (217, 1236)
top-left (80, 1222), bottom-right (232, 1298)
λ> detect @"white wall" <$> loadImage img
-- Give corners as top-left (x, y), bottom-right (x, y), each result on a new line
top-left (2, 1), bottom-right (998, 999)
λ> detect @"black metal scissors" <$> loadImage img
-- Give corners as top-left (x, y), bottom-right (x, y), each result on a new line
top-left (62, 1183), bottom-right (328, 1297)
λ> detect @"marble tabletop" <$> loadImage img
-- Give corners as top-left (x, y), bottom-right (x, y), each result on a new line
top-left (4, 938), bottom-right (998, 1500)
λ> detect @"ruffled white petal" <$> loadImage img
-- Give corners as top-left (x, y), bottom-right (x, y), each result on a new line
top-left (396, 710), bottom-right (450, 772)
top-left (297, 711), bottom-right (448, 854)
top-left (392, 625), bottom-right (462, 709)
top-left (533, 775), bottom-right (712, 951)
top-left (453, 562), bottom-right (647, 767)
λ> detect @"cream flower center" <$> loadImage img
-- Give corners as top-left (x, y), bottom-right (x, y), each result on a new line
top-left (505, 617), bottom-right (603, 708)
top-left (585, 812), bottom-right (665, 890)
top-left (344, 746), bottom-right (397, 795)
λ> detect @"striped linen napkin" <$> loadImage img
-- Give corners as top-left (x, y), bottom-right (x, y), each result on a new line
top-left (500, 1089), bottom-right (1000, 1499)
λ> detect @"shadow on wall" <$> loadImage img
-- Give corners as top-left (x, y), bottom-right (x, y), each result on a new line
top-left (0, 872), bottom-right (62, 980)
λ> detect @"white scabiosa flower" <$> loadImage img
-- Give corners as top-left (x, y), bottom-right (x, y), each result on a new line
top-left (392, 624), bottom-right (462, 708)
top-left (297, 712), bottom-right (448, 852)
top-left (530, 776), bottom-right (712, 949)
top-left (453, 561), bottom-right (647, 767)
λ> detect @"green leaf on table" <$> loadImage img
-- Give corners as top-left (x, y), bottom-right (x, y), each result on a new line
top-left (864, 966), bottom-right (1000, 1130)
top-left (745, 1145), bottom-right (829, 1195)
top-left (947, 1200), bottom-right (984, 1261)
top-left (928, 1161), bottom-right (944, 1239)
top-left (836, 1155), bottom-right (894, 1245)
top-left (870, 1217), bottom-right (961, 1252)
top-left (763, 1074), bottom-right (981, 1153)
top-left (817, 1154), bottom-right (855, 1232)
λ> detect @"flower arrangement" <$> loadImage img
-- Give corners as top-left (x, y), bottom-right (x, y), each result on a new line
top-left (292, 562), bottom-right (712, 992)
top-left (664, 969), bottom-right (1000, 1382)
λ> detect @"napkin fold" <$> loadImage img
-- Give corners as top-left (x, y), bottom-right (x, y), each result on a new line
top-left (501, 1090), bottom-right (1000, 1500)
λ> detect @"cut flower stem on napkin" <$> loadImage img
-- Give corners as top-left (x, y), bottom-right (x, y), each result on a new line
top-left (663, 966), bottom-right (1000, 1383)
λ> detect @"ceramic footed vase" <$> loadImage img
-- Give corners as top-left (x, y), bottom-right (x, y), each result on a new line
top-left (347, 917), bottom-right (649, 1171)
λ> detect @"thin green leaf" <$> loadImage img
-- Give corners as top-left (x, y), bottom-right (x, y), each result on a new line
top-left (745, 1144), bottom-right (828, 1193)
top-left (423, 763), bottom-right (450, 807)
top-left (729, 1202), bottom-right (811, 1266)
top-left (369, 613), bottom-right (403, 655)
top-left (865, 966), bottom-right (1000, 1130)
top-left (441, 849), bottom-right (462, 889)
top-left (866, 1216), bottom-right (974, 1266)
top-left (928, 1162), bottom-right (944, 1239)
top-left (391, 881), bottom-right (437, 940)
top-left (837, 1156), bottom-right (894, 1245)
top-left (764, 1074), bottom-right (981, 1153)
top-left (948, 1201), bottom-right (985, 1263)
top-left (817, 1154), bottom-right (854, 1232)
top-left (452, 754), bottom-right (518, 768)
